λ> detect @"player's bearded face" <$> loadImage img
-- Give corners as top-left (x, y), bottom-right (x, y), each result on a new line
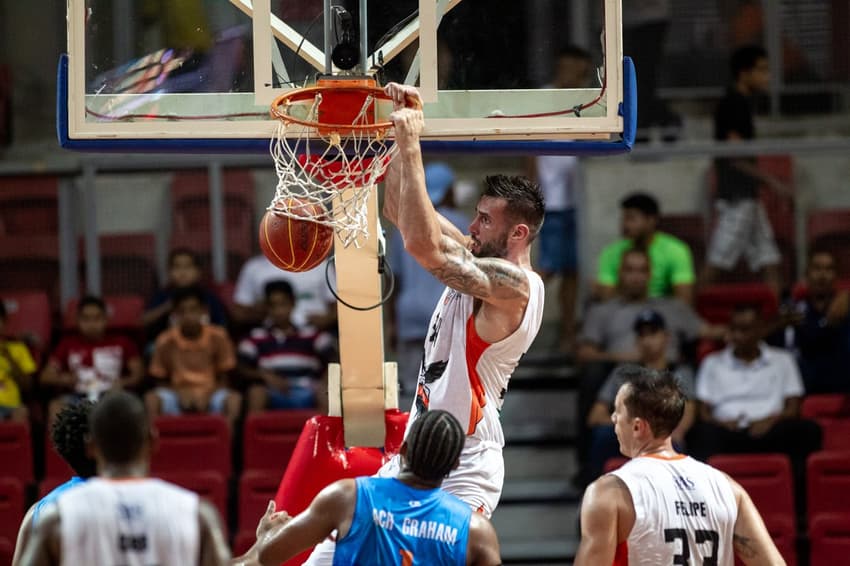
top-left (471, 228), bottom-right (510, 258)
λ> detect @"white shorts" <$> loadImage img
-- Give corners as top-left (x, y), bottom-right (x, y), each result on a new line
top-left (302, 440), bottom-right (504, 566)
top-left (707, 199), bottom-right (781, 271)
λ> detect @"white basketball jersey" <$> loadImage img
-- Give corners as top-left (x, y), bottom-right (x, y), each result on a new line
top-left (409, 268), bottom-right (545, 446)
top-left (610, 455), bottom-right (738, 566)
top-left (57, 477), bottom-right (200, 566)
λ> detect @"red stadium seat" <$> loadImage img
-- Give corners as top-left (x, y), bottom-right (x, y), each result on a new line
top-left (801, 394), bottom-right (850, 420)
top-left (809, 512), bottom-right (850, 566)
top-left (602, 457), bottom-right (629, 474)
top-left (0, 537), bottom-right (12, 566)
top-left (243, 410), bottom-right (315, 474)
top-left (696, 283), bottom-right (779, 324)
top-left (0, 421), bottom-right (33, 484)
top-left (807, 451), bottom-right (850, 521)
top-left (0, 176), bottom-right (59, 236)
top-left (233, 530), bottom-right (257, 556)
top-left (0, 235), bottom-right (60, 300)
top-left (0, 477), bottom-right (24, 543)
top-left (155, 470), bottom-right (228, 529)
top-left (708, 454), bottom-right (795, 525)
top-left (238, 470), bottom-right (282, 533)
top-left (151, 415), bottom-right (232, 478)
top-left (751, 514), bottom-right (797, 566)
top-left (821, 420), bottom-right (850, 451)
top-left (0, 290), bottom-right (51, 362)
top-left (212, 280), bottom-right (236, 317)
top-left (38, 476), bottom-right (69, 499)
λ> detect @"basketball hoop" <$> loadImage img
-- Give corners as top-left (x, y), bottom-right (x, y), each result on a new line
top-left (269, 78), bottom-right (403, 248)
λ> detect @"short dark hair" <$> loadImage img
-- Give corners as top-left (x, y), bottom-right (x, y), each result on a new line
top-left (89, 391), bottom-right (149, 464)
top-left (78, 295), bottom-right (106, 315)
top-left (620, 192), bottom-right (659, 217)
top-left (52, 400), bottom-right (97, 478)
top-left (265, 280), bottom-right (295, 303)
top-left (172, 285), bottom-right (206, 309)
top-left (558, 44), bottom-right (591, 62)
top-left (731, 45), bottom-right (768, 79)
top-left (620, 366), bottom-right (685, 439)
top-left (481, 175), bottom-right (546, 241)
top-left (404, 410), bottom-right (466, 482)
top-left (168, 247), bottom-right (200, 268)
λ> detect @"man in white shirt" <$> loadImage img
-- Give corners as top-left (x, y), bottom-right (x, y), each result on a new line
top-left (691, 303), bottom-right (821, 512)
top-left (231, 255), bottom-right (337, 331)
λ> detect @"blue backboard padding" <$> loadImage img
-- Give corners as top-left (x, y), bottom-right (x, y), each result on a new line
top-left (58, 54), bottom-right (637, 156)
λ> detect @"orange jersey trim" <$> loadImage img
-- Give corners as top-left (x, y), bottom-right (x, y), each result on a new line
top-left (464, 315), bottom-right (491, 435)
top-left (638, 453), bottom-right (687, 462)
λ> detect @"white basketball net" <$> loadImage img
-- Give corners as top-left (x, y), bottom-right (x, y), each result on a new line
top-left (269, 91), bottom-right (397, 248)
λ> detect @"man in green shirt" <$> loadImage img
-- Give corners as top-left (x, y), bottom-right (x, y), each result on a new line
top-left (595, 193), bottom-right (695, 304)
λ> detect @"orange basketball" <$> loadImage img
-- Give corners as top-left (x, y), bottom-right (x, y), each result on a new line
top-left (259, 197), bottom-right (334, 272)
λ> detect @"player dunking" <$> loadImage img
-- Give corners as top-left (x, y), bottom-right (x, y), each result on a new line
top-left (304, 82), bottom-right (545, 564)
top-left (236, 410), bottom-right (501, 566)
top-left (19, 391), bottom-right (230, 566)
top-left (575, 367), bottom-right (785, 566)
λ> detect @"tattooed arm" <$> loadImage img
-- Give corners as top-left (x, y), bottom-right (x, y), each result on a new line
top-left (727, 475), bottom-right (786, 566)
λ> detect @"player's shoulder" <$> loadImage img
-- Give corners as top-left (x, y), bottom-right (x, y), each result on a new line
top-left (584, 472), bottom-right (631, 507)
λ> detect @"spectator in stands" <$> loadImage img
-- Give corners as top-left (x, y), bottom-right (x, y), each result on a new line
top-left (577, 248), bottom-right (723, 483)
top-left (529, 45), bottom-right (592, 353)
top-left (232, 254), bottom-right (337, 332)
top-left (41, 296), bottom-right (143, 424)
top-left (690, 303), bottom-right (821, 508)
top-left (594, 193), bottom-right (695, 304)
top-left (238, 280), bottom-right (336, 414)
top-left (145, 286), bottom-right (241, 429)
top-left (585, 311), bottom-right (697, 482)
top-left (142, 248), bottom-right (228, 346)
top-left (389, 162), bottom-right (468, 402)
top-left (778, 248), bottom-right (850, 394)
top-left (702, 45), bottom-right (790, 297)
top-left (0, 300), bottom-right (36, 422)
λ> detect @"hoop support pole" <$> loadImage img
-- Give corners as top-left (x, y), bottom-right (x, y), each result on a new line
top-left (333, 185), bottom-right (387, 447)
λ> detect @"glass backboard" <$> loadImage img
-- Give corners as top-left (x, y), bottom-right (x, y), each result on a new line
top-left (60, 0), bottom-right (633, 153)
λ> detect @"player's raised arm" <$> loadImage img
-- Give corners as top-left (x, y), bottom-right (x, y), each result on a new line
top-left (727, 477), bottom-right (787, 566)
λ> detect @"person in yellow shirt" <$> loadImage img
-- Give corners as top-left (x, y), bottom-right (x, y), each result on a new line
top-left (0, 301), bottom-right (36, 422)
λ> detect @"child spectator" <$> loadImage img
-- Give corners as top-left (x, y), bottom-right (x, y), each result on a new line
top-left (239, 280), bottom-right (336, 414)
top-left (145, 286), bottom-right (241, 428)
top-left (41, 296), bottom-right (143, 423)
top-left (142, 248), bottom-right (228, 344)
top-left (0, 300), bottom-right (36, 422)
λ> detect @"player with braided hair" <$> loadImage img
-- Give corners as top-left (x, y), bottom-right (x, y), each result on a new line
top-left (12, 401), bottom-right (97, 565)
top-left (235, 410), bottom-right (502, 566)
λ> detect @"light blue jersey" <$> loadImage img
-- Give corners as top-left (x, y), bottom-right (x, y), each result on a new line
top-left (33, 477), bottom-right (85, 524)
top-left (334, 477), bottom-right (471, 566)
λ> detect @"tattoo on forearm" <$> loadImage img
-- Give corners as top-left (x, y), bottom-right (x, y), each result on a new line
top-left (427, 237), bottom-right (527, 300)
top-left (733, 534), bottom-right (758, 559)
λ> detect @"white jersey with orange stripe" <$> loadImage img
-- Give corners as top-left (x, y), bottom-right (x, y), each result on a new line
top-left (57, 477), bottom-right (200, 566)
top-left (408, 268), bottom-right (545, 446)
top-left (609, 455), bottom-right (738, 566)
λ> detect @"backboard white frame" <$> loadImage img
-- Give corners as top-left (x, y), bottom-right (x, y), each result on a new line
top-left (65, 0), bottom-right (623, 142)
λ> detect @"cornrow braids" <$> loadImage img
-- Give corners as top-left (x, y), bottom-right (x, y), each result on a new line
top-left (405, 410), bottom-right (466, 482)
top-left (51, 400), bottom-right (97, 478)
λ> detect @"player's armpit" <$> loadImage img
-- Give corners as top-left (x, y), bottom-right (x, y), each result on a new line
top-left (427, 236), bottom-right (529, 304)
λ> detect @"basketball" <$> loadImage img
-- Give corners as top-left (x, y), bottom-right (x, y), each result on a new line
top-left (259, 197), bottom-right (334, 272)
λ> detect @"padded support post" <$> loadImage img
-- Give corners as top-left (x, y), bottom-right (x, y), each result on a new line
top-left (332, 186), bottom-right (386, 447)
